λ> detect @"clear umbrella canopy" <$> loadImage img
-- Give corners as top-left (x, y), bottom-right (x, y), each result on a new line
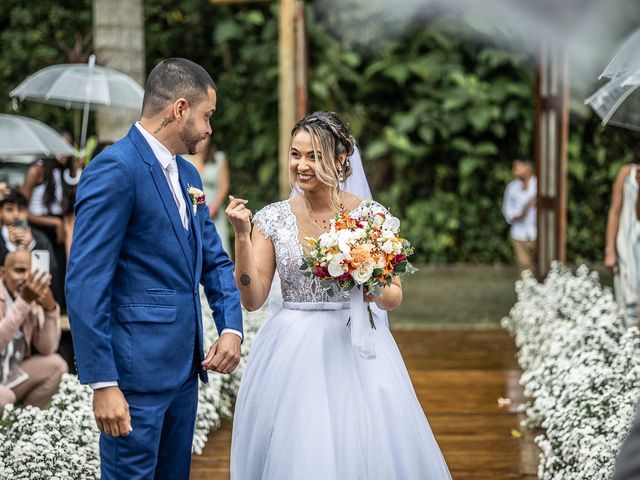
top-left (585, 75), bottom-right (640, 131)
top-left (0, 114), bottom-right (76, 158)
top-left (586, 27), bottom-right (640, 130)
top-left (599, 29), bottom-right (640, 80)
top-left (9, 55), bottom-right (143, 154)
top-left (10, 55), bottom-right (143, 111)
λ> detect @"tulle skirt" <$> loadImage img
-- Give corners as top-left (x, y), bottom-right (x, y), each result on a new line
top-left (230, 303), bottom-right (452, 480)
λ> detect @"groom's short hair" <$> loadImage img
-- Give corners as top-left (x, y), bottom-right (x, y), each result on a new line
top-left (142, 58), bottom-right (216, 117)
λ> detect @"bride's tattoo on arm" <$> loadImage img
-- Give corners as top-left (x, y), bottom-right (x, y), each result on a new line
top-left (153, 117), bottom-right (173, 134)
top-left (240, 273), bottom-right (251, 287)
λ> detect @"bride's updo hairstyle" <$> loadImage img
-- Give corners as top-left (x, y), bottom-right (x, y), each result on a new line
top-left (289, 111), bottom-right (356, 209)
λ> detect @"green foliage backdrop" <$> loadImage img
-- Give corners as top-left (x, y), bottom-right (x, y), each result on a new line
top-left (1, 1), bottom-right (639, 264)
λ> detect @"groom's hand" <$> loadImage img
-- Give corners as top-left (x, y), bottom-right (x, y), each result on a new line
top-left (93, 386), bottom-right (132, 437)
top-left (202, 333), bottom-right (241, 374)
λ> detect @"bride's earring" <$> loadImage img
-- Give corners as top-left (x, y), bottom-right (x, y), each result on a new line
top-left (337, 166), bottom-right (345, 183)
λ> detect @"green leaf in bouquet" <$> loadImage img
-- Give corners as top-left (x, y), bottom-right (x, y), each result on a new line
top-left (340, 280), bottom-right (355, 291)
top-left (368, 284), bottom-right (382, 297)
top-left (372, 268), bottom-right (383, 277)
top-left (405, 262), bottom-right (418, 274)
top-left (320, 279), bottom-right (335, 289)
top-left (393, 260), bottom-right (408, 273)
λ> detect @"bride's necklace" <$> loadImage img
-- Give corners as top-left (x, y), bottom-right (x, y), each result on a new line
top-left (309, 204), bottom-right (344, 233)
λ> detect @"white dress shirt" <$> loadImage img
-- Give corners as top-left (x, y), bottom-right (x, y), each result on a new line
top-left (2, 225), bottom-right (36, 252)
top-left (90, 124), bottom-right (241, 390)
top-left (502, 176), bottom-right (537, 241)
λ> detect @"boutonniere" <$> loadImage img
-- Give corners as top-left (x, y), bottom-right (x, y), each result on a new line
top-left (187, 185), bottom-right (206, 215)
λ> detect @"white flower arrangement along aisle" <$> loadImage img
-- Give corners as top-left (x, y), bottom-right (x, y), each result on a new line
top-left (502, 262), bottom-right (640, 480)
top-left (0, 290), bottom-right (265, 480)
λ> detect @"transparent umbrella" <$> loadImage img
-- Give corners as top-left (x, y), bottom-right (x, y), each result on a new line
top-left (0, 114), bottom-right (76, 158)
top-left (585, 74), bottom-right (640, 131)
top-left (598, 29), bottom-right (640, 80)
top-left (585, 26), bottom-right (640, 131)
top-left (9, 54), bottom-right (144, 151)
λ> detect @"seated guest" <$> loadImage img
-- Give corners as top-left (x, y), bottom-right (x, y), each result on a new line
top-left (0, 190), bottom-right (61, 307)
top-left (0, 250), bottom-right (67, 411)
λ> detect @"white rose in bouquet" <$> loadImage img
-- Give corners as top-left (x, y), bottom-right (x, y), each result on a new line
top-left (381, 239), bottom-right (395, 254)
top-left (352, 261), bottom-right (375, 285)
top-left (383, 216), bottom-right (400, 233)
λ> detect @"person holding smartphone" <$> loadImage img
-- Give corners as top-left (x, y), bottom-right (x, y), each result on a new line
top-left (0, 190), bottom-right (60, 306)
top-left (0, 250), bottom-right (66, 412)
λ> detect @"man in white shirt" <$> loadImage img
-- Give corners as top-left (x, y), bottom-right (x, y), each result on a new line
top-left (502, 158), bottom-right (537, 276)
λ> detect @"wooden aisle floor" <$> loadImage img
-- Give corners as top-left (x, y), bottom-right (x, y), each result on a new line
top-left (190, 329), bottom-right (539, 480)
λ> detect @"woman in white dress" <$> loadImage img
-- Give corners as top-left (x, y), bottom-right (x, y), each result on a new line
top-left (605, 147), bottom-right (640, 327)
top-left (224, 111), bottom-right (451, 479)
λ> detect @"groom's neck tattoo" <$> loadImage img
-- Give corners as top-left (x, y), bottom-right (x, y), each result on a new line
top-left (240, 273), bottom-right (251, 287)
top-left (153, 117), bottom-right (173, 134)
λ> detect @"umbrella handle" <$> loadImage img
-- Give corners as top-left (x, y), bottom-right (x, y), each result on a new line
top-left (63, 168), bottom-right (81, 186)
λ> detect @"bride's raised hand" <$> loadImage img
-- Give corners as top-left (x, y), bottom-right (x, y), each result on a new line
top-left (226, 195), bottom-right (252, 236)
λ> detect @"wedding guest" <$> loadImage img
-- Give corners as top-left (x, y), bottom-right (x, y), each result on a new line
top-left (604, 147), bottom-right (640, 327)
top-left (0, 250), bottom-right (67, 412)
top-left (502, 157), bottom-right (537, 276)
top-left (0, 179), bottom-right (9, 201)
top-left (185, 136), bottom-right (231, 253)
top-left (21, 156), bottom-right (75, 312)
top-left (0, 190), bottom-right (60, 305)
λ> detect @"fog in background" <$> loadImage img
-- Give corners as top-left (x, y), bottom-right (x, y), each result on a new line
top-left (317, 0), bottom-right (640, 96)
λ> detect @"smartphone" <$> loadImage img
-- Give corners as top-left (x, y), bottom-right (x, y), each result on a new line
top-left (31, 250), bottom-right (50, 274)
top-left (13, 219), bottom-right (28, 229)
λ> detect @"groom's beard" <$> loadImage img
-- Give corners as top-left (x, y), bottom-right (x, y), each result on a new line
top-left (180, 117), bottom-right (205, 155)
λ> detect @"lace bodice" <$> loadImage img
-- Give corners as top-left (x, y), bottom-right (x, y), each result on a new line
top-left (252, 199), bottom-right (392, 304)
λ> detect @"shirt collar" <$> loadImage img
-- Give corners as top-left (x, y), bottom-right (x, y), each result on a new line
top-left (135, 122), bottom-right (175, 170)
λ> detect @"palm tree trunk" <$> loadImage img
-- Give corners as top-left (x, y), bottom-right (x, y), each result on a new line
top-left (92, 0), bottom-right (145, 143)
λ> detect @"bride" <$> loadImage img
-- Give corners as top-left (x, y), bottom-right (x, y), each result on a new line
top-left (222, 111), bottom-right (451, 479)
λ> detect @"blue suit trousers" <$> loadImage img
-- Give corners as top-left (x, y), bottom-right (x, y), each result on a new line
top-left (99, 372), bottom-right (199, 480)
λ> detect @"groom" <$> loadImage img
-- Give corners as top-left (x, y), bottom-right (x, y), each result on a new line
top-left (66, 58), bottom-right (243, 479)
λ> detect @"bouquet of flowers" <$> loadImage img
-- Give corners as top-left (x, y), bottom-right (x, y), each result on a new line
top-left (300, 200), bottom-right (417, 319)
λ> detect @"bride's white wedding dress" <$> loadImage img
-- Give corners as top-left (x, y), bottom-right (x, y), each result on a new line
top-left (230, 199), bottom-right (451, 480)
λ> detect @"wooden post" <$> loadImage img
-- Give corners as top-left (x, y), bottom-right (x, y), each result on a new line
top-left (93, 0), bottom-right (145, 142)
top-left (535, 42), bottom-right (569, 278)
top-left (279, 0), bottom-right (297, 198)
top-left (295, 0), bottom-right (308, 120)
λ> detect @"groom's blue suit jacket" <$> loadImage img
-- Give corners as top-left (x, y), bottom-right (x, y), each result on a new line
top-left (66, 125), bottom-right (242, 393)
